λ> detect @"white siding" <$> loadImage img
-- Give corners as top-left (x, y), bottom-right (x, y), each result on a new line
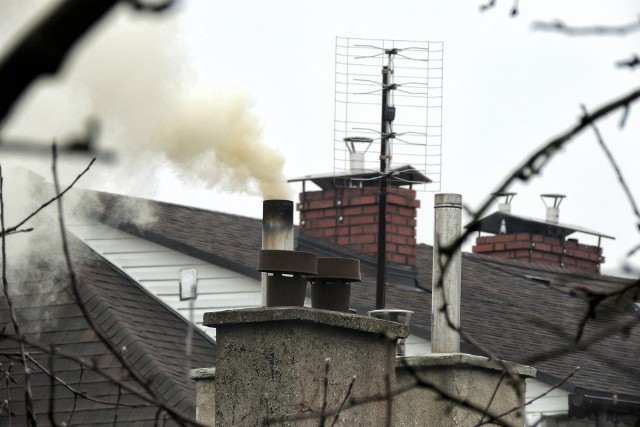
top-left (67, 222), bottom-right (262, 339)
top-left (525, 378), bottom-right (570, 425)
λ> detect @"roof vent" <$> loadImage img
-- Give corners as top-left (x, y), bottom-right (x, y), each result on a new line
top-left (344, 136), bottom-right (374, 173)
top-left (492, 192), bottom-right (516, 214)
top-left (541, 194), bottom-right (566, 224)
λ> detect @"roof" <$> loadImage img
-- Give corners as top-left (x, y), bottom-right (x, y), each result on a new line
top-left (288, 164), bottom-right (431, 190)
top-left (0, 227), bottom-right (216, 424)
top-left (467, 211), bottom-right (615, 240)
top-left (73, 189), bottom-right (640, 403)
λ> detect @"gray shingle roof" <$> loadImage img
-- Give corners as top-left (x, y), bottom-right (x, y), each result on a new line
top-left (0, 230), bottom-right (216, 424)
top-left (75, 189), bottom-right (640, 399)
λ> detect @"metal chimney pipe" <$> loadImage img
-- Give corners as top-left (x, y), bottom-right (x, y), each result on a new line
top-left (541, 194), bottom-right (565, 224)
top-left (262, 200), bottom-right (294, 306)
top-left (492, 192), bottom-right (516, 214)
top-left (431, 193), bottom-right (462, 353)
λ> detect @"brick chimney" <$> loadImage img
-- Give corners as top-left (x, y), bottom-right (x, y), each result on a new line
top-left (473, 234), bottom-right (604, 274)
top-left (297, 186), bottom-right (419, 266)
top-left (469, 194), bottom-right (611, 275)
top-left (290, 166), bottom-right (427, 267)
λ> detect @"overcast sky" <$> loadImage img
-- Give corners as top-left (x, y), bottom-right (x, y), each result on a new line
top-left (1, 1), bottom-right (639, 275)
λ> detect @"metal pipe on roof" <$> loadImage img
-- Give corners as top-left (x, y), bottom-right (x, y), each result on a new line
top-left (431, 193), bottom-right (462, 353)
top-left (261, 200), bottom-right (294, 306)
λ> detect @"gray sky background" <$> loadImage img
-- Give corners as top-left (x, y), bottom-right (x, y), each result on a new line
top-left (1, 1), bottom-right (639, 275)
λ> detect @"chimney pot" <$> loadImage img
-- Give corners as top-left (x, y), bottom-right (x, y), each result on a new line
top-left (262, 200), bottom-right (295, 305)
top-left (492, 192), bottom-right (516, 214)
top-left (541, 194), bottom-right (565, 224)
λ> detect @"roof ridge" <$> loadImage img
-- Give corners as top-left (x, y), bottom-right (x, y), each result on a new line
top-left (76, 187), bottom-right (263, 222)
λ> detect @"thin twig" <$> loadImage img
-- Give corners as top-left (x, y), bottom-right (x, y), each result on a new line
top-left (319, 358), bottom-right (330, 427)
top-left (477, 373), bottom-right (505, 426)
top-left (583, 104), bottom-right (640, 220)
top-left (527, 315), bottom-right (640, 365)
top-left (0, 157), bottom-right (95, 238)
top-left (0, 336), bottom-right (151, 409)
top-left (1, 228), bottom-right (33, 237)
top-left (617, 54), bottom-right (640, 70)
top-left (434, 239), bottom-right (528, 422)
top-left (268, 363), bottom-right (511, 427)
top-left (128, 0), bottom-right (176, 12)
top-left (66, 364), bottom-right (83, 425)
top-left (114, 345), bottom-right (126, 426)
top-left (475, 367), bottom-right (580, 426)
top-left (48, 345), bottom-right (55, 426)
top-left (49, 145), bottom-right (203, 426)
top-left (533, 19), bottom-right (640, 36)
top-left (330, 376), bottom-right (356, 427)
top-left (0, 165), bottom-right (36, 426)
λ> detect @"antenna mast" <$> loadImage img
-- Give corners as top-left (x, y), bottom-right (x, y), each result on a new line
top-left (376, 50), bottom-right (397, 309)
top-left (334, 37), bottom-right (444, 309)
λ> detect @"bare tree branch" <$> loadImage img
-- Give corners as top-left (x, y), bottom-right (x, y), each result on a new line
top-left (0, 0), bottom-right (117, 128)
top-left (127, 0), bottom-right (177, 13)
top-left (266, 350), bottom-right (514, 427)
top-left (463, 86), bottom-right (640, 251)
top-left (49, 144), bottom-right (203, 426)
top-left (0, 165), bottom-right (36, 426)
top-left (474, 367), bottom-right (580, 426)
top-left (526, 314), bottom-right (640, 365)
top-left (329, 375), bottom-right (356, 427)
top-left (478, 0), bottom-right (519, 17)
top-left (583, 102), bottom-right (640, 235)
top-left (47, 346), bottom-right (55, 426)
top-left (533, 18), bottom-right (640, 36)
top-left (617, 54), bottom-right (640, 70)
top-left (0, 157), bottom-right (95, 238)
top-left (0, 0), bottom-right (178, 129)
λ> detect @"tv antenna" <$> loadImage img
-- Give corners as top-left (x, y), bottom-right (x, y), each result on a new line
top-left (334, 37), bottom-right (444, 309)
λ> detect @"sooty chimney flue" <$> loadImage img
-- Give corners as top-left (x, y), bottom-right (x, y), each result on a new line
top-left (261, 200), bottom-right (294, 305)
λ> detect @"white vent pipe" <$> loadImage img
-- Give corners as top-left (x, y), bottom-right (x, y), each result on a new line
top-left (431, 193), bottom-right (462, 353)
top-left (541, 194), bottom-right (565, 224)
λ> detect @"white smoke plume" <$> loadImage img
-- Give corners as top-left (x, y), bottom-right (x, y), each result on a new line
top-left (66, 4), bottom-right (292, 201)
top-left (158, 91), bottom-right (291, 200)
top-left (2, 1), bottom-right (293, 201)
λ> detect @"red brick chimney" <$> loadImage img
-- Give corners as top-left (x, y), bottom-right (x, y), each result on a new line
top-left (290, 166), bottom-right (427, 267)
top-left (468, 194), bottom-right (611, 275)
top-left (472, 234), bottom-right (604, 274)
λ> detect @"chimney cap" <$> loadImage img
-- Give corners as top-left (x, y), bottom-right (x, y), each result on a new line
top-left (312, 257), bottom-right (361, 282)
top-left (465, 211), bottom-right (615, 240)
top-left (343, 136), bottom-right (374, 154)
top-left (492, 191), bottom-right (517, 201)
top-left (492, 192), bottom-right (517, 213)
top-left (540, 194), bottom-right (566, 207)
top-left (258, 250), bottom-right (318, 275)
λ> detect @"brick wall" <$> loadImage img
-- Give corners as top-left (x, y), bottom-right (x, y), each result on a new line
top-left (298, 187), bottom-right (420, 266)
top-left (472, 233), bottom-right (604, 275)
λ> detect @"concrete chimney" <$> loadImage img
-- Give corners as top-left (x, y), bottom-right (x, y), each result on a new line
top-left (261, 200), bottom-right (294, 305)
top-left (431, 193), bottom-right (462, 354)
top-left (201, 307), bottom-right (408, 425)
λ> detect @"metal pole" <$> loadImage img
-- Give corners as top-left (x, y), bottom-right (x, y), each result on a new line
top-left (376, 65), bottom-right (392, 310)
top-left (431, 193), bottom-right (462, 353)
top-left (262, 200), bottom-right (294, 306)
